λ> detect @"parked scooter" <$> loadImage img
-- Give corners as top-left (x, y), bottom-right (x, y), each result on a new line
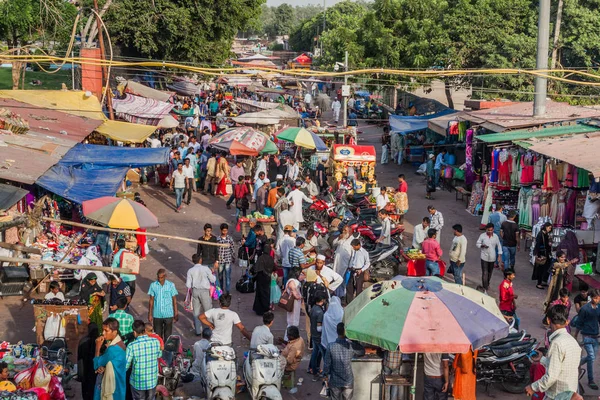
top-left (201, 343), bottom-right (237, 400)
top-left (243, 344), bottom-right (285, 400)
top-left (158, 335), bottom-right (184, 392)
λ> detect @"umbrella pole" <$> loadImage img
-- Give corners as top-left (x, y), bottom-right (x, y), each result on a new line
top-left (411, 353), bottom-right (418, 400)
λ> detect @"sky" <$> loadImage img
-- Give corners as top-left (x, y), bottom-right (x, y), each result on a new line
top-left (266, 0), bottom-right (344, 6)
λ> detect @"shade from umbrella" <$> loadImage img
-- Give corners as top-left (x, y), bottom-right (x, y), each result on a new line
top-left (210, 127), bottom-right (278, 155)
top-left (82, 197), bottom-right (159, 229)
top-left (276, 127), bottom-right (327, 151)
top-left (343, 276), bottom-right (509, 353)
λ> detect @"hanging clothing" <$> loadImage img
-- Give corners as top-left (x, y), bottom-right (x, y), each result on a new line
top-left (543, 160), bottom-right (560, 192)
top-left (578, 168), bottom-right (590, 188)
top-left (510, 149), bottom-right (520, 189)
top-left (489, 149), bottom-right (500, 183)
top-left (531, 189), bottom-right (541, 226)
top-left (497, 149), bottom-right (512, 190)
top-left (520, 153), bottom-right (534, 185)
top-left (555, 188), bottom-right (567, 227)
top-left (534, 155), bottom-right (544, 182)
top-left (540, 192), bottom-right (551, 219)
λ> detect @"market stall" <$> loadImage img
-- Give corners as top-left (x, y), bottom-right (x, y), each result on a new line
top-left (330, 145), bottom-right (376, 193)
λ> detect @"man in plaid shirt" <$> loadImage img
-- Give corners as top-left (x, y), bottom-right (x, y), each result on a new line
top-left (126, 320), bottom-right (162, 400)
top-left (217, 223), bottom-right (235, 295)
top-left (109, 297), bottom-right (134, 339)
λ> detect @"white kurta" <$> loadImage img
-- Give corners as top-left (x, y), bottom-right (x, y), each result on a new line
top-left (287, 189), bottom-right (313, 225)
top-left (332, 235), bottom-right (354, 277)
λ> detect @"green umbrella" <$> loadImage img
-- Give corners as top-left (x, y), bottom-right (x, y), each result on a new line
top-left (259, 139), bottom-right (279, 154)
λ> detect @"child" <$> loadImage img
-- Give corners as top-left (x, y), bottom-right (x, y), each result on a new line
top-left (44, 281), bottom-right (65, 301)
top-left (234, 175), bottom-right (249, 220)
top-left (529, 348), bottom-right (547, 400)
top-left (0, 362), bottom-right (16, 392)
top-left (192, 328), bottom-right (213, 377)
top-left (145, 322), bottom-right (164, 350)
top-left (270, 272), bottom-right (281, 311)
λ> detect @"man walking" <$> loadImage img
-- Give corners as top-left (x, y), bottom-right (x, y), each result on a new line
top-left (182, 157), bottom-right (195, 205)
top-left (412, 217), bottom-right (430, 250)
top-left (126, 320), bottom-right (162, 400)
top-left (501, 210), bottom-right (519, 270)
top-left (112, 238), bottom-right (137, 296)
top-left (276, 225), bottom-right (296, 285)
top-left (526, 305), bottom-right (582, 398)
top-left (422, 229), bottom-right (443, 276)
top-left (427, 205), bottom-right (444, 243)
top-left (109, 297), bottom-right (134, 340)
top-left (93, 318), bottom-right (127, 400)
top-left (346, 239), bottom-right (370, 304)
top-left (397, 174), bottom-right (408, 193)
top-left (576, 289), bottom-right (600, 390)
top-left (308, 294), bottom-right (326, 377)
top-left (170, 163), bottom-right (187, 212)
top-left (448, 224), bottom-right (467, 285)
top-left (186, 254), bottom-right (216, 336)
top-left (196, 223), bottom-right (218, 270)
top-left (434, 149), bottom-right (447, 189)
top-left (499, 269), bottom-right (519, 330)
top-left (323, 323), bottom-right (365, 400)
top-left (423, 352), bottom-right (450, 400)
top-left (476, 223), bottom-right (503, 293)
top-left (148, 269), bottom-right (178, 341)
top-left (226, 159), bottom-right (245, 210)
top-left (217, 223), bottom-right (235, 295)
top-left (332, 98), bottom-right (341, 123)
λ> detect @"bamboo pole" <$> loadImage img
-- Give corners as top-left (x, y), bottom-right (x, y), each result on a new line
top-left (0, 256), bottom-right (134, 274)
top-left (42, 217), bottom-right (229, 247)
top-left (0, 242), bottom-right (41, 255)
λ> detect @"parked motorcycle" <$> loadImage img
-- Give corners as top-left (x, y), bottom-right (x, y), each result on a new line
top-left (243, 344), bottom-right (285, 400)
top-left (158, 335), bottom-right (185, 392)
top-left (201, 343), bottom-right (237, 400)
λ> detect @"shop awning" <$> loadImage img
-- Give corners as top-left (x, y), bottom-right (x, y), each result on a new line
top-left (332, 145), bottom-right (376, 162)
top-left (124, 80), bottom-right (173, 102)
top-left (112, 94), bottom-right (174, 126)
top-left (476, 124), bottom-right (599, 144)
top-left (389, 109), bottom-right (458, 134)
top-left (233, 106), bottom-right (299, 125)
top-left (36, 144), bottom-right (170, 203)
top-left (95, 120), bottom-right (158, 143)
top-left (0, 183), bottom-right (28, 210)
top-left (521, 132), bottom-right (600, 177)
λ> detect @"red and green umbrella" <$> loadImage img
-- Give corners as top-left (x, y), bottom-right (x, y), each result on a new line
top-left (82, 197), bottom-right (158, 229)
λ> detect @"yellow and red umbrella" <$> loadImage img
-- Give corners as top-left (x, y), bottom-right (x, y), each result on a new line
top-left (82, 197), bottom-right (158, 229)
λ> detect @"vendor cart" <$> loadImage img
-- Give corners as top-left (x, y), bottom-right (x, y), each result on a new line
top-left (330, 144), bottom-right (377, 192)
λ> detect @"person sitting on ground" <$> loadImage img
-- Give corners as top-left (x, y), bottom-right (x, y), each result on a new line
top-left (0, 362), bottom-right (16, 392)
top-left (45, 281), bottom-right (65, 302)
top-left (250, 311), bottom-right (275, 349)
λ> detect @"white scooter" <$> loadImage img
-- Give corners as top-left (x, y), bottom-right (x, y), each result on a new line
top-left (201, 343), bottom-right (237, 400)
top-left (243, 344), bottom-right (286, 400)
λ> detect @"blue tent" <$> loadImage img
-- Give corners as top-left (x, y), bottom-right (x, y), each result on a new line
top-left (36, 144), bottom-right (169, 203)
top-left (389, 109), bottom-right (457, 135)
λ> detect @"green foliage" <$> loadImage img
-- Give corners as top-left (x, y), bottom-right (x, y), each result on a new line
top-left (105, 0), bottom-right (265, 64)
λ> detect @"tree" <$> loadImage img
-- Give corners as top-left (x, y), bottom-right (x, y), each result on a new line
top-left (105, 0), bottom-right (265, 64)
top-left (265, 4), bottom-right (295, 37)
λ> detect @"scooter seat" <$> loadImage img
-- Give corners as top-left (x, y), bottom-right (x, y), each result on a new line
top-left (489, 341), bottom-right (534, 358)
top-left (490, 332), bottom-right (530, 346)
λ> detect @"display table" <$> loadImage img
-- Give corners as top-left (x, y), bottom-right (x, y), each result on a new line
top-left (239, 220), bottom-right (277, 237)
top-left (406, 259), bottom-right (446, 277)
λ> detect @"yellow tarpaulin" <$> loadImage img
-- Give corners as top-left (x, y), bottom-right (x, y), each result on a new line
top-left (0, 90), bottom-right (159, 143)
top-left (95, 120), bottom-right (157, 143)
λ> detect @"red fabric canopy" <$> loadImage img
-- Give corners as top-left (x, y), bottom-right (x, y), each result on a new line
top-left (293, 53), bottom-right (312, 64)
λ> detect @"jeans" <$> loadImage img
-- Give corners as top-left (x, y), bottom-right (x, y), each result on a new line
top-left (481, 260), bottom-right (495, 290)
top-left (174, 187), bottom-right (184, 209)
top-left (581, 336), bottom-right (599, 383)
top-left (383, 366), bottom-right (401, 400)
top-left (283, 266), bottom-right (291, 287)
top-left (502, 246), bottom-right (517, 269)
top-left (153, 317), bottom-right (173, 342)
top-left (434, 169), bottom-right (441, 187)
top-left (450, 261), bottom-right (464, 285)
top-left (330, 386), bottom-right (353, 400)
top-left (426, 260), bottom-right (440, 276)
top-left (218, 263), bottom-right (232, 294)
top-left (131, 387), bottom-right (156, 400)
top-left (424, 376), bottom-right (448, 400)
top-left (192, 288), bottom-right (212, 335)
top-left (226, 184), bottom-right (237, 206)
top-left (501, 310), bottom-right (520, 330)
top-left (183, 178), bottom-right (194, 204)
top-left (308, 338), bottom-right (326, 373)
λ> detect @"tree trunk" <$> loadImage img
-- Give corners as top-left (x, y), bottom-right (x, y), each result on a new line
top-left (550, 0), bottom-right (564, 69)
top-left (444, 79), bottom-right (455, 109)
top-left (11, 61), bottom-right (22, 90)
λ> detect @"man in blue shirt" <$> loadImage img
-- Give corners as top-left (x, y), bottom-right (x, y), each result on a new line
top-left (577, 289), bottom-right (600, 389)
top-left (148, 269), bottom-right (179, 342)
top-left (434, 149), bottom-right (447, 189)
top-left (324, 323), bottom-right (365, 399)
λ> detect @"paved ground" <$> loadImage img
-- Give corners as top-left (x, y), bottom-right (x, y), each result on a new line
top-left (3, 112), bottom-right (597, 399)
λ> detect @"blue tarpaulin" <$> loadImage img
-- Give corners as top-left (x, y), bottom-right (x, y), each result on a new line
top-left (36, 144), bottom-right (169, 203)
top-left (389, 109), bottom-right (457, 134)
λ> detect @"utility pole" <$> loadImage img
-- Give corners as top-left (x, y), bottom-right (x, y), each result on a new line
top-left (71, 51), bottom-right (75, 90)
top-left (533, 0), bottom-right (551, 117)
top-left (342, 51), bottom-right (348, 128)
top-left (93, 0), bottom-right (114, 120)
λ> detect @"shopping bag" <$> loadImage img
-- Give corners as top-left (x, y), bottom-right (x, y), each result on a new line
top-left (184, 288), bottom-right (193, 312)
top-left (278, 290), bottom-right (295, 312)
top-left (210, 284), bottom-right (223, 300)
top-left (574, 262), bottom-right (593, 275)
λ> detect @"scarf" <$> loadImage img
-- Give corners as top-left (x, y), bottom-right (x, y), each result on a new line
top-left (255, 245), bottom-right (275, 275)
top-left (101, 335), bottom-right (123, 400)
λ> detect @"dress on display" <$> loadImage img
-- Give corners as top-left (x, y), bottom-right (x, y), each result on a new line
top-left (497, 149), bottom-right (512, 190)
top-left (543, 160), bottom-right (560, 192)
top-left (531, 189), bottom-right (541, 225)
top-left (534, 155), bottom-right (544, 182)
top-left (556, 188), bottom-right (567, 226)
top-left (549, 192), bottom-right (559, 225)
top-left (540, 192), bottom-right (551, 219)
top-left (510, 149), bottom-right (520, 189)
top-left (490, 149), bottom-right (500, 183)
top-left (520, 153), bottom-right (534, 185)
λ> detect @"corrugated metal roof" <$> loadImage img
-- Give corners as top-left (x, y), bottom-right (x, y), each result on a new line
top-left (0, 132), bottom-right (76, 184)
top-left (464, 101), bottom-right (600, 131)
top-left (524, 132), bottom-right (600, 177)
top-left (476, 124), bottom-right (599, 143)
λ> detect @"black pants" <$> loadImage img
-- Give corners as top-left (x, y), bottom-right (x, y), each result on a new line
top-left (126, 280), bottom-right (136, 298)
top-left (226, 184), bottom-right (237, 206)
top-left (346, 270), bottom-right (364, 304)
top-left (183, 177), bottom-right (194, 204)
top-left (153, 317), bottom-right (173, 342)
top-left (481, 260), bottom-right (495, 290)
top-left (424, 376), bottom-right (448, 400)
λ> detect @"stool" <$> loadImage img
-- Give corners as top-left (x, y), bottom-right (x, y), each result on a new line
top-left (282, 371), bottom-right (296, 389)
top-left (381, 373), bottom-right (413, 400)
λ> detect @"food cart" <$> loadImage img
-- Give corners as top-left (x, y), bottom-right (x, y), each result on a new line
top-left (330, 145), bottom-right (376, 193)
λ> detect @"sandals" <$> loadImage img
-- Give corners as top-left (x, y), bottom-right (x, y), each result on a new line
top-left (536, 285), bottom-right (544, 290)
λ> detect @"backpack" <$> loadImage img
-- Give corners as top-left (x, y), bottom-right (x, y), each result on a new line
top-left (302, 281), bottom-right (327, 307)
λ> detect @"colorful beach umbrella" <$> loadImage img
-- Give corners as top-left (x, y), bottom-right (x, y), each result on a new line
top-left (276, 127), bottom-right (327, 151)
top-left (343, 276), bottom-right (509, 353)
top-left (82, 197), bottom-right (159, 230)
top-left (210, 127), bottom-right (278, 155)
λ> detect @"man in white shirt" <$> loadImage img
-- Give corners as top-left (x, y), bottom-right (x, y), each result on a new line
top-left (346, 239), bottom-right (370, 303)
top-left (254, 154), bottom-right (268, 181)
top-left (428, 205), bottom-right (444, 243)
top-left (412, 217), bottom-right (430, 250)
top-left (332, 99), bottom-right (341, 123)
top-left (286, 159), bottom-right (299, 183)
top-left (376, 210), bottom-right (392, 246)
top-left (376, 187), bottom-right (390, 211)
top-left (276, 226), bottom-right (297, 285)
top-left (250, 312), bottom-right (275, 349)
top-left (448, 224), bottom-right (468, 285)
top-left (304, 92), bottom-right (313, 107)
top-left (303, 176), bottom-right (319, 197)
top-left (423, 353), bottom-right (450, 398)
top-left (44, 281), bottom-right (65, 301)
top-left (309, 255), bottom-right (342, 293)
top-left (186, 254), bottom-right (216, 336)
top-left (182, 157), bottom-right (196, 205)
top-left (199, 294), bottom-right (251, 346)
top-left (170, 163), bottom-right (188, 212)
top-left (476, 223), bottom-right (503, 292)
top-left (348, 97), bottom-right (356, 111)
top-left (287, 182), bottom-right (314, 228)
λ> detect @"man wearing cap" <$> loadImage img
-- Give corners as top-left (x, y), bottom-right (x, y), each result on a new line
top-left (226, 159), bottom-right (245, 210)
top-left (256, 178), bottom-right (270, 214)
top-left (276, 225), bottom-right (297, 285)
top-left (303, 176), bottom-right (319, 197)
top-left (310, 254), bottom-right (342, 293)
top-left (287, 182), bottom-right (314, 229)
